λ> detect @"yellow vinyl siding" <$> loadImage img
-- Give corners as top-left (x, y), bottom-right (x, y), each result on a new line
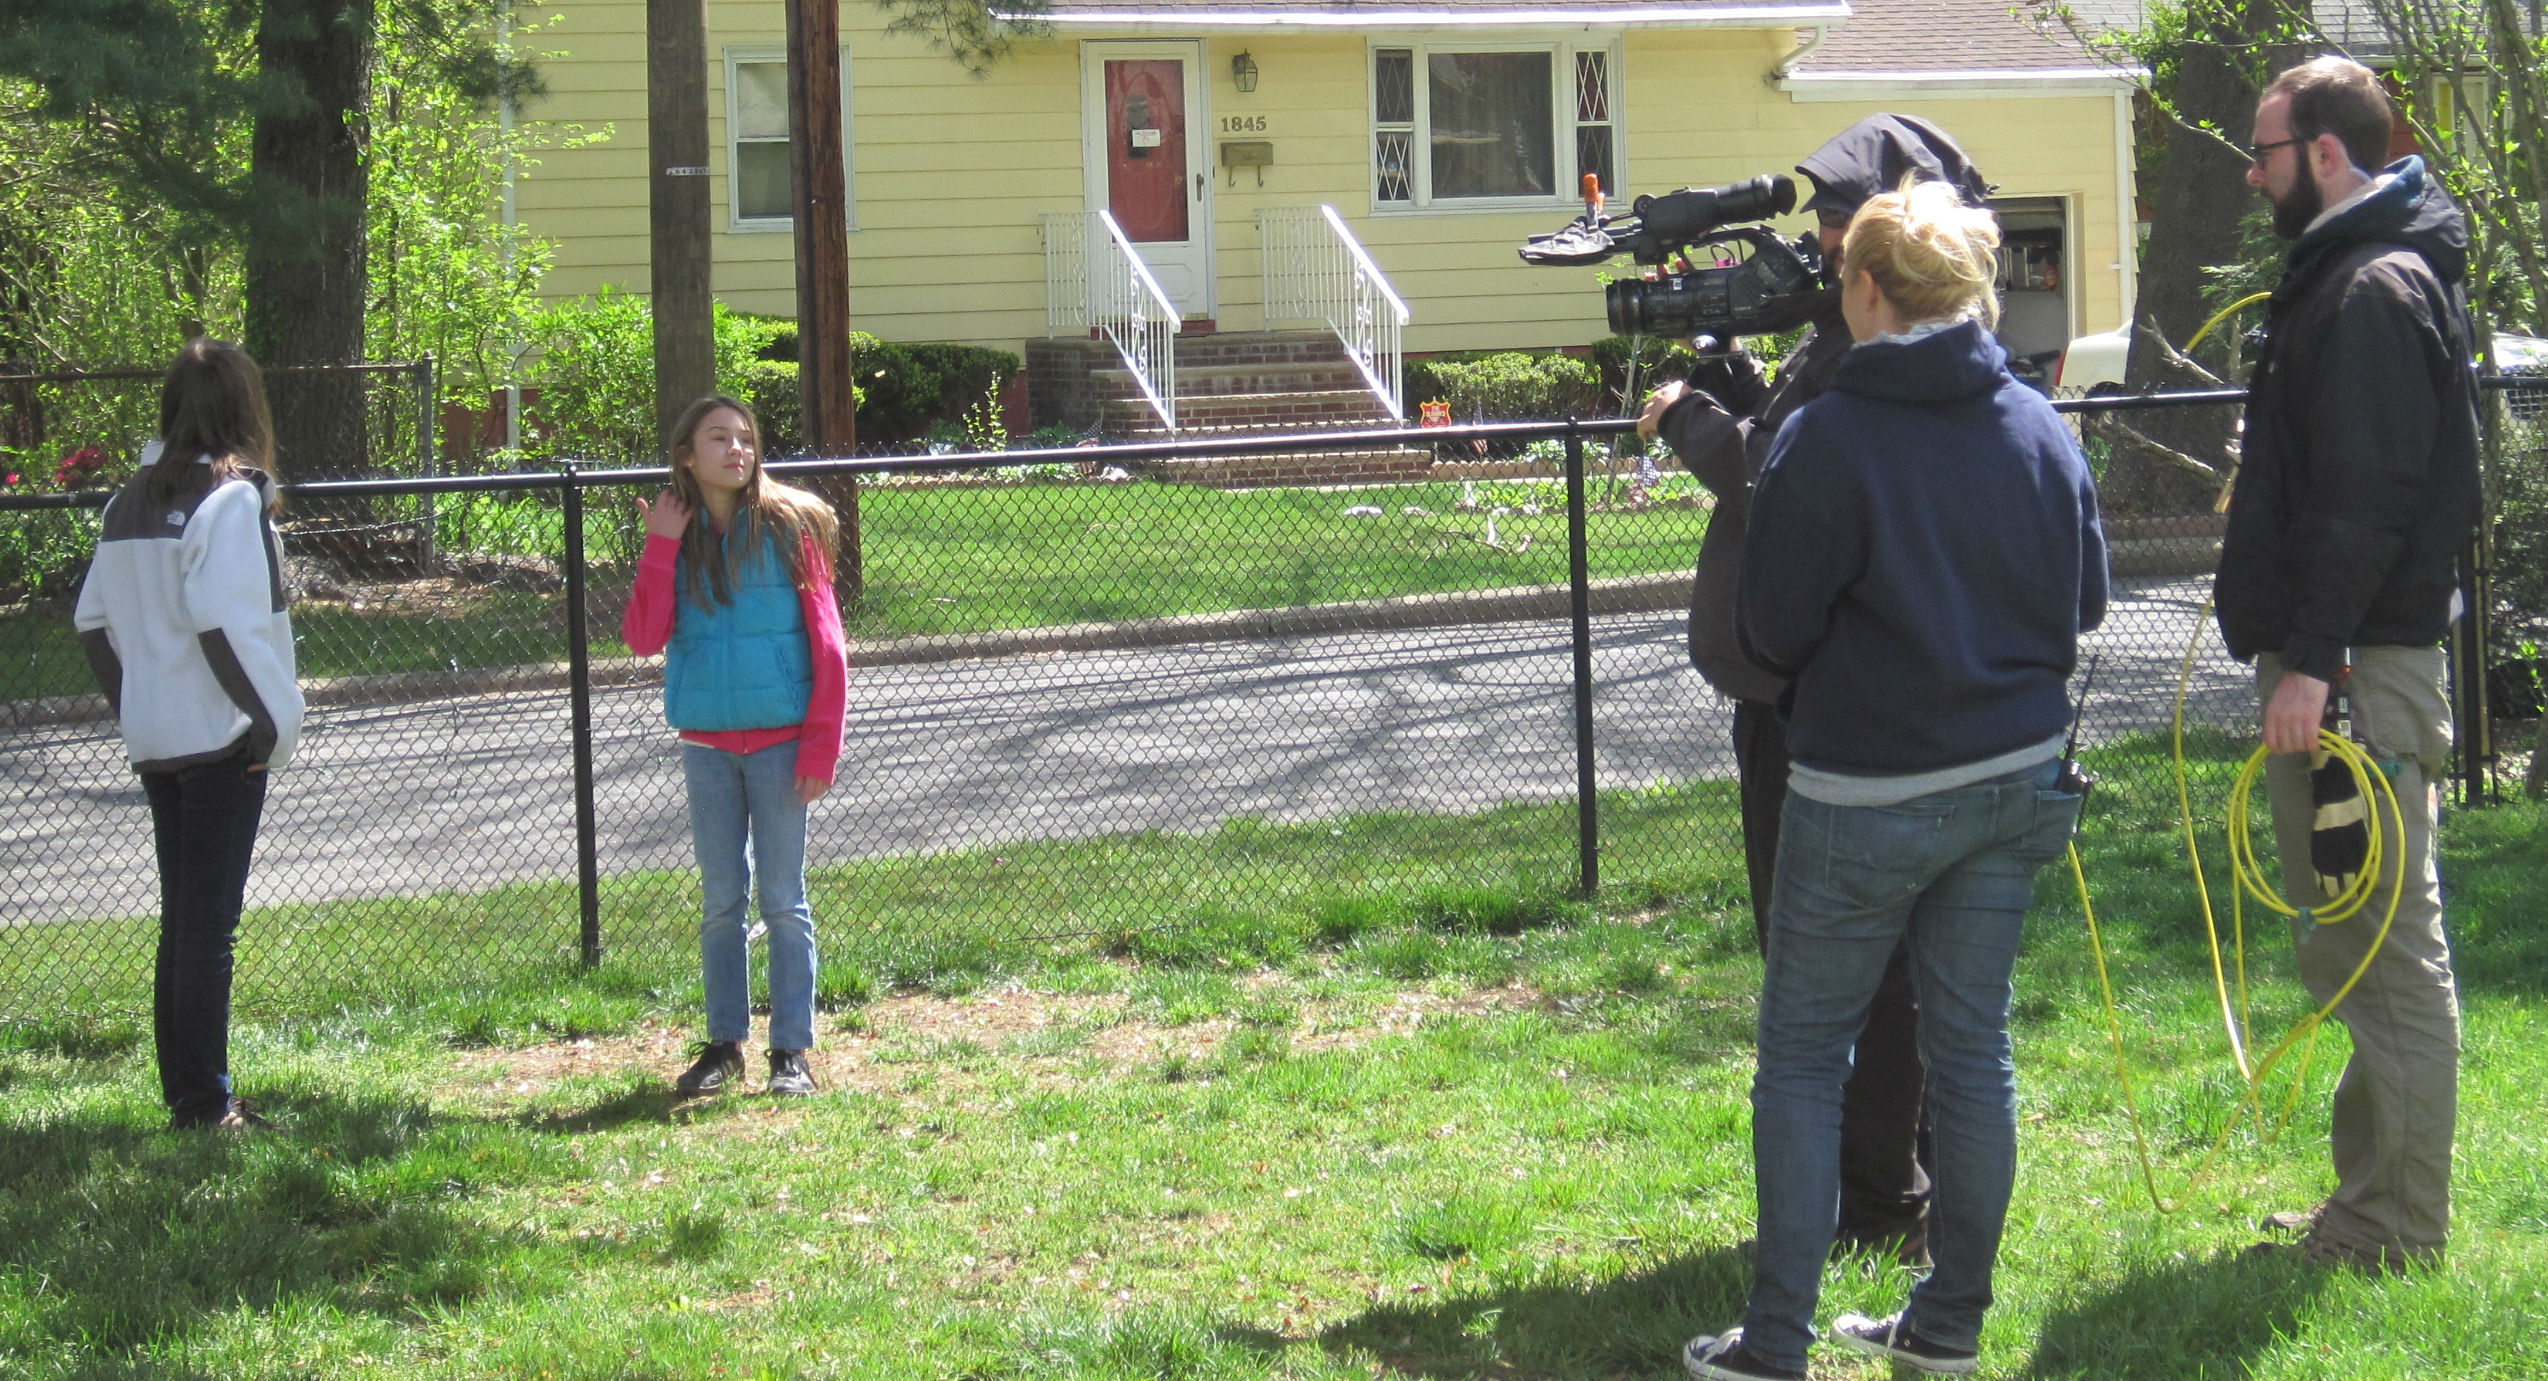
top-left (514, 13), bottom-right (2130, 357)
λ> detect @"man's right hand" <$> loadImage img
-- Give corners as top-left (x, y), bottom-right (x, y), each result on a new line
top-left (1638, 379), bottom-right (1691, 442)
top-left (637, 489), bottom-right (691, 541)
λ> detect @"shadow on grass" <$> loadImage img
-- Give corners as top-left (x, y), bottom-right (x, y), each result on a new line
top-left (1313, 1246), bottom-right (1751, 1379)
top-left (0, 1093), bottom-right (513, 1367)
top-left (2023, 1246), bottom-right (2332, 1379)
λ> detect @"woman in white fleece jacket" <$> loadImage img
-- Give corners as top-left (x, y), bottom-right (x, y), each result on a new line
top-left (74, 339), bottom-right (302, 1131)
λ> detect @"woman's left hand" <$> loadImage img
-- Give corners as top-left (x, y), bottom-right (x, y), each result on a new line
top-left (796, 775), bottom-right (832, 805)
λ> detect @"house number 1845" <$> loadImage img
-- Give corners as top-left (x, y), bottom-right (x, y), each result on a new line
top-left (1220, 115), bottom-right (1268, 134)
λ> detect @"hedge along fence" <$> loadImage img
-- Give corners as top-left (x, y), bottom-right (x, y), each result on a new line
top-left (514, 291), bottom-right (1021, 468)
top-left (1404, 332), bottom-right (1815, 428)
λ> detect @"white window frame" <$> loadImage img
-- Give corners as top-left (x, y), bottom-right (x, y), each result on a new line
top-left (1366, 34), bottom-right (1623, 215)
top-left (724, 44), bottom-right (856, 235)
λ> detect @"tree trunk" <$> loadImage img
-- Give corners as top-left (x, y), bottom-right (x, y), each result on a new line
top-left (244, 0), bottom-right (375, 484)
top-left (647, 0), bottom-right (715, 453)
top-left (787, 0), bottom-right (863, 600)
top-left (2106, 0), bottom-right (2288, 517)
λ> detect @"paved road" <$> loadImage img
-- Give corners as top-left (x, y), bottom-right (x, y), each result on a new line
top-left (2, 577), bottom-right (2246, 925)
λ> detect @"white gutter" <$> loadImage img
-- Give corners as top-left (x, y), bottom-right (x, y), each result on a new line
top-left (1778, 66), bottom-right (2143, 100)
top-left (1772, 23), bottom-right (1828, 79)
top-left (1000, 5), bottom-right (1850, 29)
top-left (2112, 85), bottom-right (2136, 332)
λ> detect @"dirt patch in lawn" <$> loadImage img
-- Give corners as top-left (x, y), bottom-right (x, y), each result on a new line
top-left (442, 975), bottom-right (1544, 1110)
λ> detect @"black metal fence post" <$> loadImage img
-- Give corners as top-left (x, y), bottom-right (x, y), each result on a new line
top-left (1564, 417), bottom-right (1599, 897)
top-left (561, 465), bottom-right (604, 967)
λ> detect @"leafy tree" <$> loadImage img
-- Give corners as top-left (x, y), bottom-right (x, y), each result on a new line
top-left (872, 0), bottom-right (1050, 75)
top-left (0, 0), bottom-right (531, 482)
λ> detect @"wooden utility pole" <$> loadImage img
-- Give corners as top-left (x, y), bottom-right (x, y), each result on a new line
top-left (787, 0), bottom-right (863, 595)
top-left (647, 0), bottom-right (716, 453)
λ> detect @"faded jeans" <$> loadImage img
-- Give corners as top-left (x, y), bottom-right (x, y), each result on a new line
top-left (682, 740), bottom-right (817, 1052)
top-left (1742, 759), bottom-right (2080, 1372)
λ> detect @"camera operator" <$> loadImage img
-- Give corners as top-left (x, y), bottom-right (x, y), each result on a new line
top-left (1635, 115), bottom-right (1992, 1266)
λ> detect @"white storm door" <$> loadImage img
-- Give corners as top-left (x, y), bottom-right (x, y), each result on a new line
top-left (1082, 40), bottom-right (1214, 319)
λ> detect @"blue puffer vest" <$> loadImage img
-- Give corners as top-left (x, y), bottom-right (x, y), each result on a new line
top-left (664, 532), bottom-right (813, 731)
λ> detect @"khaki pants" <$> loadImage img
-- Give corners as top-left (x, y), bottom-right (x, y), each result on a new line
top-left (2257, 647), bottom-right (2460, 1258)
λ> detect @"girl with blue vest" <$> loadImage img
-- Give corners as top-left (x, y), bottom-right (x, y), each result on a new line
top-left (623, 395), bottom-right (848, 1098)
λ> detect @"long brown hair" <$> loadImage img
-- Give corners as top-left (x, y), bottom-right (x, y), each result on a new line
top-left (664, 394), bottom-right (840, 610)
top-left (148, 338), bottom-right (277, 508)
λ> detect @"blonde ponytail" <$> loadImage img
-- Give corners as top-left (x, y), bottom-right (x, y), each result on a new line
top-left (1841, 177), bottom-right (2003, 330)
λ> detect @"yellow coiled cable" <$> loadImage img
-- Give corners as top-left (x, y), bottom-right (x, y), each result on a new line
top-left (2072, 601), bottom-right (2408, 1212)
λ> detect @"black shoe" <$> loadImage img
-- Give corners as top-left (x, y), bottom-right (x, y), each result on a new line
top-left (675, 1041), bottom-right (745, 1096)
top-left (178, 1096), bottom-right (278, 1132)
top-left (1683, 1328), bottom-right (1805, 1381)
top-left (765, 1048), bottom-right (816, 1097)
top-left (1829, 1312), bottom-right (1978, 1375)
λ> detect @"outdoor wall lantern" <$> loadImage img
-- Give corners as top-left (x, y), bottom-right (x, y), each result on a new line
top-left (1232, 51), bottom-right (1260, 93)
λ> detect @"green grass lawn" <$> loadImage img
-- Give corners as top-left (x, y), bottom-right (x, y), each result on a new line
top-left (4, 772), bottom-right (2543, 1378)
top-left (0, 475), bottom-right (1702, 700)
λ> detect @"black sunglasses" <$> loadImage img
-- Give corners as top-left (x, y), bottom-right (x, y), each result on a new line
top-left (2247, 135), bottom-right (2305, 164)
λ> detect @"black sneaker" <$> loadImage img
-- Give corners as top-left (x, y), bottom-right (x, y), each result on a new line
top-left (180, 1096), bottom-right (279, 1132)
top-left (765, 1048), bottom-right (817, 1097)
top-left (1829, 1312), bottom-right (1978, 1375)
top-left (1683, 1328), bottom-right (1805, 1381)
top-left (675, 1041), bottom-right (745, 1096)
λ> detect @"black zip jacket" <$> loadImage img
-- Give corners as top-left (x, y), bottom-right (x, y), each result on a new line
top-left (1658, 316), bottom-right (1851, 704)
top-left (2215, 157), bottom-right (2482, 682)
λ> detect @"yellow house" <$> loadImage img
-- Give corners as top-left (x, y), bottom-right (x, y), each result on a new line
top-left (515, 0), bottom-right (2138, 429)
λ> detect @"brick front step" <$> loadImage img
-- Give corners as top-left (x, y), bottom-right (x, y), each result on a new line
top-left (1027, 330), bottom-right (1393, 437)
top-left (1143, 445), bottom-right (1435, 488)
top-left (1089, 362), bottom-right (1374, 399)
top-left (1105, 389), bottom-right (1394, 437)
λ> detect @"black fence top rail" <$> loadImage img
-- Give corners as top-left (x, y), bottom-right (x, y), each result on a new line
top-left (0, 360), bottom-right (426, 387)
top-left (3, 378), bottom-right (2540, 513)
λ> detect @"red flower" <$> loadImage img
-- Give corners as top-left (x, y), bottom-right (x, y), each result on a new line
top-left (55, 445), bottom-right (108, 488)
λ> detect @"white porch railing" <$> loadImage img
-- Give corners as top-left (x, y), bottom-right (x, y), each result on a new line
top-left (1257, 205), bottom-right (1411, 422)
top-left (1041, 210), bottom-right (1181, 433)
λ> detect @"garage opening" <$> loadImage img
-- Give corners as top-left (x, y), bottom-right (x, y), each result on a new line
top-left (1990, 196), bottom-right (2072, 393)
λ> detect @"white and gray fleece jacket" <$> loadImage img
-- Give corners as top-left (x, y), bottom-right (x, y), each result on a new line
top-left (73, 456), bottom-right (303, 771)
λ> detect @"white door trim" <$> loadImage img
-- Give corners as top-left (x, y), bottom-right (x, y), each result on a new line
top-left (1081, 38), bottom-right (1214, 321)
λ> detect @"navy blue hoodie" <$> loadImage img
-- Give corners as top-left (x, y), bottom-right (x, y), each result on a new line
top-left (1738, 319), bottom-right (2108, 775)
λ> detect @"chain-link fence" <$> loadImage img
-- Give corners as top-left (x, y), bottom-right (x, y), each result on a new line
top-left (3, 389), bottom-right (2536, 1022)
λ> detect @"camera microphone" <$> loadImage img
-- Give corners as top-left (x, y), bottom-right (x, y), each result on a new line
top-left (1631, 175), bottom-right (1797, 246)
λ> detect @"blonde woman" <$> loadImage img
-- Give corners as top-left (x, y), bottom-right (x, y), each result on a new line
top-left (1684, 180), bottom-right (2108, 1381)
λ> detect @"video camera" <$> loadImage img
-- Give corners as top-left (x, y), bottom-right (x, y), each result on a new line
top-left (1520, 173), bottom-right (1832, 340)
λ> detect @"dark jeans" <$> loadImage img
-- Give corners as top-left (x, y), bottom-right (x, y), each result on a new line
top-left (141, 742), bottom-right (268, 1125)
top-left (1732, 698), bottom-right (1930, 1241)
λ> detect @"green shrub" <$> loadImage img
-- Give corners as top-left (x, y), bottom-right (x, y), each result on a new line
top-left (520, 287), bottom-right (655, 465)
top-left (1406, 350), bottom-right (1601, 422)
top-left (850, 334), bottom-right (1019, 443)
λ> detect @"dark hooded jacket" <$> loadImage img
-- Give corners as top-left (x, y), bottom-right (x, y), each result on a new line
top-left (2215, 156), bottom-right (2482, 682)
top-left (1659, 113), bottom-right (1992, 704)
top-left (1737, 320), bottom-right (2108, 775)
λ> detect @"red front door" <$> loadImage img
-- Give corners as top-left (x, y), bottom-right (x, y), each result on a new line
top-left (1104, 59), bottom-right (1190, 244)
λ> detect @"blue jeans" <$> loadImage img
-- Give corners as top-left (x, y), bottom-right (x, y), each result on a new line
top-left (682, 740), bottom-right (817, 1051)
top-left (1741, 760), bottom-right (2081, 1371)
top-left (142, 741), bottom-right (269, 1125)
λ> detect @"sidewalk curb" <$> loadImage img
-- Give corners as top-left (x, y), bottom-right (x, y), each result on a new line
top-left (5, 573), bottom-right (1691, 731)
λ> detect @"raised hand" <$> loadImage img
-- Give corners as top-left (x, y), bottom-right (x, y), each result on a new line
top-left (637, 489), bottom-right (692, 540)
